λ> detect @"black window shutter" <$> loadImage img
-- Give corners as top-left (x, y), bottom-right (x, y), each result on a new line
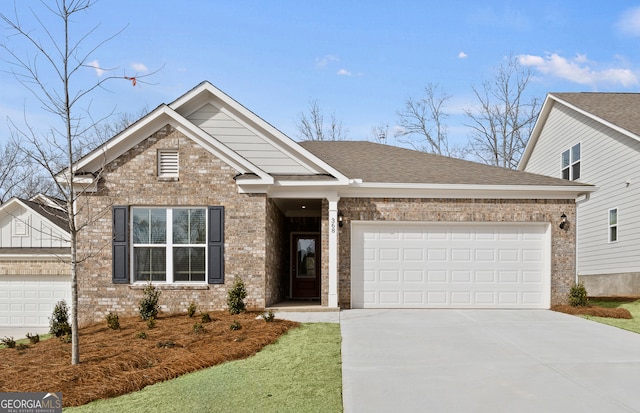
top-left (208, 206), bottom-right (225, 284)
top-left (112, 206), bottom-right (129, 284)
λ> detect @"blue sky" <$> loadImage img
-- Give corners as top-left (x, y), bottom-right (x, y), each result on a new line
top-left (2, 1), bottom-right (640, 149)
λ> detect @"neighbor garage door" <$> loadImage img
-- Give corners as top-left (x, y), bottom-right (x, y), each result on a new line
top-left (0, 274), bottom-right (71, 327)
top-left (351, 222), bottom-right (550, 309)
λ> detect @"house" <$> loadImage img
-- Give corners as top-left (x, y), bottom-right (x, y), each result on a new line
top-left (0, 195), bottom-right (71, 327)
top-left (519, 92), bottom-right (640, 297)
top-left (62, 81), bottom-right (595, 325)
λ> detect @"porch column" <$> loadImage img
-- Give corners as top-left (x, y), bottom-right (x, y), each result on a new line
top-left (327, 197), bottom-right (339, 308)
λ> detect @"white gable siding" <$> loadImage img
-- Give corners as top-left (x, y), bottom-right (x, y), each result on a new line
top-left (187, 104), bottom-right (314, 174)
top-left (0, 204), bottom-right (70, 248)
top-left (524, 103), bottom-right (640, 275)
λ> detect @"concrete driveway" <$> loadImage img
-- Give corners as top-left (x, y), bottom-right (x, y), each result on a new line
top-left (341, 309), bottom-right (640, 413)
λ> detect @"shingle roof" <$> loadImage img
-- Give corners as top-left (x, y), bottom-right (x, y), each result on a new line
top-left (300, 140), bottom-right (591, 187)
top-left (551, 93), bottom-right (640, 138)
top-left (20, 198), bottom-right (69, 232)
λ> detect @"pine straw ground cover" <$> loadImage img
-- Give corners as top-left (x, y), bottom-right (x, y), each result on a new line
top-left (0, 312), bottom-right (298, 407)
top-left (551, 297), bottom-right (640, 319)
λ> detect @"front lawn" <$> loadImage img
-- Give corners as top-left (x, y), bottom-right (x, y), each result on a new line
top-left (582, 299), bottom-right (640, 334)
top-left (65, 323), bottom-right (343, 413)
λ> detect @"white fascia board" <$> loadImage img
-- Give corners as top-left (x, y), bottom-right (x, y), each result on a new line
top-left (518, 94), bottom-right (555, 170)
top-left (548, 94), bottom-right (640, 145)
top-left (61, 105), bottom-right (273, 185)
top-left (267, 188), bottom-right (340, 200)
top-left (169, 82), bottom-right (349, 184)
top-left (337, 183), bottom-right (598, 200)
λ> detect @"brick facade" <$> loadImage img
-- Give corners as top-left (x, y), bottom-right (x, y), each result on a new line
top-left (333, 198), bottom-right (576, 308)
top-left (76, 125), bottom-right (269, 325)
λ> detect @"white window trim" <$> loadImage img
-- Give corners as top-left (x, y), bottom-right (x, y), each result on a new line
top-left (131, 207), bottom-right (208, 284)
top-left (561, 142), bottom-right (581, 181)
top-left (608, 207), bottom-right (618, 243)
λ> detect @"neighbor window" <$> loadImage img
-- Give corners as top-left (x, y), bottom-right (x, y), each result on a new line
top-left (132, 207), bottom-right (206, 282)
top-left (561, 143), bottom-right (581, 180)
top-left (609, 208), bottom-right (618, 243)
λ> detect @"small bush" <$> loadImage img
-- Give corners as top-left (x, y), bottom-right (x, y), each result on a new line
top-left (201, 313), bottom-right (211, 323)
top-left (26, 333), bottom-right (40, 344)
top-left (49, 300), bottom-right (71, 338)
top-left (569, 282), bottom-right (589, 307)
top-left (193, 323), bottom-right (205, 334)
top-left (1, 336), bottom-right (16, 349)
top-left (227, 278), bottom-right (247, 315)
top-left (139, 282), bottom-right (161, 321)
top-left (15, 343), bottom-right (28, 351)
top-left (262, 310), bottom-right (276, 322)
top-left (135, 331), bottom-right (147, 339)
top-left (156, 340), bottom-right (176, 348)
top-left (106, 312), bottom-right (120, 330)
top-left (187, 301), bottom-right (197, 318)
top-left (230, 320), bottom-right (242, 331)
top-left (146, 317), bottom-right (156, 329)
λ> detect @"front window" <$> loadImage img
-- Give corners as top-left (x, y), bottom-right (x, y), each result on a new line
top-left (132, 207), bottom-right (206, 282)
top-left (561, 143), bottom-right (581, 180)
top-left (609, 208), bottom-right (618, 243)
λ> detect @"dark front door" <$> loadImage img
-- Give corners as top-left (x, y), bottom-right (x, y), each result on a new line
top-left (291, 233), bottom-right (320, 299)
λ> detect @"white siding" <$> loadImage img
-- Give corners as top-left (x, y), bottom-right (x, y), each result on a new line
top-left (524, 103), bottom-right (640, 275)
top-left (187, 104), bottom-right (314, 174)
top-left (0, 203), bottom-right (70, 248)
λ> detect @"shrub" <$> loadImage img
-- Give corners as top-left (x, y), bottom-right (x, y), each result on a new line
top-left (139, 282), bottom-right (161, 321)
top-left (262, 310), bottom-right (275, 322)
top-left (1, 336), bottom-right (16, 349)
top-left (187, 301), bottom-right (197, 318)
top-left (193, 323), bottom-right (205, 334)
top-left (146, 317), bottom-right (156, 329)
top-left (135, 331), bottom-right (147, 339)
top-left (569, 282), bottom-right (588, 307)
top-left (201, 313), bottom-right (211, 323)
top-left (15, 343), bottom-right (28, 351)
top-left (26, 333), bottom-right (40, 344)
top-left (106, 312), bottom-right (120, 330)
top-left (227, 278), bottom-right (247, 315)
top-left (49, 300), bottom-right (71, 338)
top-left (230, 320), bottom-right (242, 331)
top-left (156, 340), bottom-right (176, 348)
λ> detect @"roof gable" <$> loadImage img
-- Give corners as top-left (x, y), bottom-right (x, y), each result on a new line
top-left (520, 93), bottom-right (640, 169)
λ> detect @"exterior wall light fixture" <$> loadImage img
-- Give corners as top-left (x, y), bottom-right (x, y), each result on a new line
top-left (559, 213), bottom-right (568, 230)
top-left (338, 211), bottom-right (344, 227)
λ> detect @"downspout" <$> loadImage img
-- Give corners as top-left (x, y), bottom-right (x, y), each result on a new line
top-left (574, 192), bottom-right (591, 284)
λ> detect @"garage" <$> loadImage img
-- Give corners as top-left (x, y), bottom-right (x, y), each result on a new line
top-left (0, 274), bottom-right (71, 327)
top-left (351, 222), bottom-right (551, 309)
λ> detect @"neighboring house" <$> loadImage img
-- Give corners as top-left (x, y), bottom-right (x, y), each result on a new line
top-left (0, 195), bottom-right (71, 327)
top-left (60, 81), bottom-right (594, 326)
top-left (520, 92), bottom-right (640, 297)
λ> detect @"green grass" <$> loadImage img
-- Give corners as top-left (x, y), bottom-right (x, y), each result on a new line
top-left (583, 299), bottom-right (640, 334)
top-left (64, 323), bottom-right (343, 413)
top-left (0, 333), bottom-right (51, 349)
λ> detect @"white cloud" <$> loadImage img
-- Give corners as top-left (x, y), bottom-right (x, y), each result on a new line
top-left (337, 68), bottom-right (352, 76)
top-left (458, 51), bottom-right (467, 59)
top-left (518, 53), bottom-right (638, 87)
top-left (131, 63), bottom-right (148, 72)
top-left (87, 59), bottom-right (105, 77)
top-left (316, 54), bottom-right (339, 68)
top-left (617, 6), bottom-right (640, 37)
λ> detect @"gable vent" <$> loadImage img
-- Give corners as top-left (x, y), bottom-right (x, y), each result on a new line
top-left (158, 150), bottom-right (179, 178)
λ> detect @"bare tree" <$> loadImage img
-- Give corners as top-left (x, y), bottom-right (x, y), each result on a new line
top-left (0, 0), bottom-right (149, 364)
top-left (464, 54), bottom-right (540, 169)
top-left (296, 99), bottom-right (347, 141)
top-left (369, 123), bottom-right (389, 144)
top-left (395, 83), bottom-right (454, 156)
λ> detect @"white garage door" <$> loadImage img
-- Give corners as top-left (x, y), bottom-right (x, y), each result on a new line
top-left (0, 275), bottom-right (71, 327)
top-left (351, 222), bottom-right (550, 309)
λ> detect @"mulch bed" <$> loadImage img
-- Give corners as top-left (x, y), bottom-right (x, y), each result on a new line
top-left (551, 305), bottom-right (632, 319)
top-left (0, 312), bottom-right (298, 407)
